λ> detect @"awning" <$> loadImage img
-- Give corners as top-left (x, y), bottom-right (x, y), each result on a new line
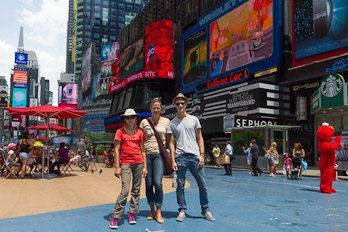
top-left (230, 125), bottom-right (301, 132)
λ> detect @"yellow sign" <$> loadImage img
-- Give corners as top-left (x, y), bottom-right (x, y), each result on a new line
top-left (71, 0), bottom-right (76, 62)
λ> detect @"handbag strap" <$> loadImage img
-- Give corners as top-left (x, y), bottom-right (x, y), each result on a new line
top-left (146, 118), bottom-right (165, 148)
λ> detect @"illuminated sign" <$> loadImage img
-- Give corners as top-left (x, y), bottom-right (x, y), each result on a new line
top-left (13, 70), bottom-right (28, 84)
top-left (15, 52), bottom-right (28, 65)
top-left (12, 88), bottom-right (27, 107)
top-left (58, 83), bottom-right (78, 109)
top-left (105, 112), bottom-right (152, 130)
top-left (145, 20), bottom-right (173, 71)
top-left (181, 0), bottom-right (282, 94)
top-left (109, 70), bottom-right (174, 93)
top-left (101, 42), bottom-right (119, 62)
top-left (197, 69), bottom-right (249, 91)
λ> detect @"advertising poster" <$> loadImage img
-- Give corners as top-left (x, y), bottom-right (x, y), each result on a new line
top-left (29, 98), bottom-right (38, 120)
top-left (13, 70), bottom-right (28, 84)
top-left (183, 29), bottom-right (207, 85)
top-left (15, 52), bottom-right (28, 65)
top-left (52, 136), bottom-right (71, 145)
top-left (58, 83), bottom-right (78, 109)
top-left (101, 42), bottom-right (119, 62)
top-left (101, 62), bottom-right (112, 77)
top-left (181, 0), bottom-right (282, 94)
top-left (100, 78), bottom-right (108, 95)
top-left (120, 37), bottom-right (144, 81)
top-left (12, 88), bottom-right (27, 107)
top-left (81, 43), bottom-right (92, 93)
top-left (294, 0), bottom-right (348, 60)
top-left (209, 0), bottom-right (273, 77)
top-left (336, 137), bottom-right (348, 161)
top-left (145, 20), bottom-right (174, 71)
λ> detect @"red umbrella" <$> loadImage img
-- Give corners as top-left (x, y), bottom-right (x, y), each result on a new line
top-left (5, 105), bottom-right (88, 120)
top-left (27, 124), bottom-right (75, 132)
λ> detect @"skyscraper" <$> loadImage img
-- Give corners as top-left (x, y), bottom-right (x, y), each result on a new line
top-left (73, 0), bottom-right (149, 83)
top-left (66, 0), bottom-right (75, 74)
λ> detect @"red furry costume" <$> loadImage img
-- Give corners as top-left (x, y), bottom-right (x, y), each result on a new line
top-left (316, 125), bottom-right (341, 194)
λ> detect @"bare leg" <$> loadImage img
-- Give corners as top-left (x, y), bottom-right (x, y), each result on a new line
top-left (21, 159), bottom-right (28, 177)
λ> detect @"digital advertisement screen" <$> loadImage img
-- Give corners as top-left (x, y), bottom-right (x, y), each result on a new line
top-left (81, 43), bottom-right (92, 93)
top-left (183, 29), bottom-right (207, 85)
top-left (120, 37), bottom-right (144, 81)
top-left (12, 88), bottom-right (27, 107)
top-left (145, 20), bottom-right (174, 71)
top-left (101, 62), bottom-right (112, 78)
top-left (58, 83), bottom-right (78, 109)
top-left (293, 0), bottom-right (348, 61)
top-left (181, 0), bottom-right (282, 94)
top-left (101, 42), bottom-right (119, 62)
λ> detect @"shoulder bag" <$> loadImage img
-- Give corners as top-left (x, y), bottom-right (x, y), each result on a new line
top-left (147, 119), bottom-right (174, 175)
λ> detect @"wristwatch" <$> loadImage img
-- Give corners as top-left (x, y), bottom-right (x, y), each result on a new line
top-left (313, 0), bottom-right (333, 39)
top-left (200, 153), bottom-right (205, 156)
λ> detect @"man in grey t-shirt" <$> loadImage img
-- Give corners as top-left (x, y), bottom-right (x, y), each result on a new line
top-left (167, 93), bottom-right (215, 222)
top-left (76, 138), bottom-right (86, 166)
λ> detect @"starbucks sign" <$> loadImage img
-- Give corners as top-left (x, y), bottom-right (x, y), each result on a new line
top-left (320, 73), bottom-right (344, 98)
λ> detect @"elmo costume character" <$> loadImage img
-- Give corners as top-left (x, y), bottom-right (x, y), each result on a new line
top-left (316, 123), bottom-right (341, 194)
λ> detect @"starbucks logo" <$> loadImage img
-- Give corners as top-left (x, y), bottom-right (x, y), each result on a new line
top-left (320, 74), bottom-right (344, 98)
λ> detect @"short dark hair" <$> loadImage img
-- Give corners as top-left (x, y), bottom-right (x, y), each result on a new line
top-left (60, 142), bottom-right (65, 148)
top-left (22, 131), bottom-right (29, 139)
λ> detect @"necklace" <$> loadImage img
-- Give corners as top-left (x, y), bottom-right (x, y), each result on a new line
top-left (151, 117), bottom-right (160, 126)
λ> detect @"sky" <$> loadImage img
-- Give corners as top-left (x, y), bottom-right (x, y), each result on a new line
top-left (0, 0), bottom-right (69, 106)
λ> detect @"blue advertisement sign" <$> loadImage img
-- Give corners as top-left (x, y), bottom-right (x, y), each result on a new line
top-left (52, 136), bottom-right (71, 145)
top-left (12, 88), bottom-right (27, 107)
top-left (14, 52), bottom-right (28, 65)
top-left (181, 0), bottom-right (282, 94)
top-left (294, 0), bottom-right (348, 60)
top-left (13, 83), bottom-right (27, 88)
top-left (14, 67), bottom-right (28, 72)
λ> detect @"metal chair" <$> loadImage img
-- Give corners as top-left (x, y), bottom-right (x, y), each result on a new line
top-left (0, 149), bottom-right (18, 179)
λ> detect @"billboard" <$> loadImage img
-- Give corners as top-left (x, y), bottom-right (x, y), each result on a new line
top-left (13, 70), bottom-right (28, 85)
top-left (58, 83), bottom-right (78, 109)
top-left (100, 78), bottom-right (109, 95)
top-left (181, 0), bottom-right (282, 94)
top-left (293, 0), bottom-right (348, 67)
top-left (145, 20), bottom-right (174, 71)
top-left (81, 43), bottom-right (92, 94)
top-left (95, 73), bottom-right (101, 98)
top-left (101, 42), bottom-right (119, 62)
top-left (14, 52), bottom-right (28, 65)
top-left (12, 88), bottom-right (27, 107)
top-left (52, 136), bottom-right (71, 145)
top-left (29, 98), bottom-right (38, 120)
top-left (120, 36), bottom-right (144, 81)
top-left (101, 62), bottom-right (112, 78)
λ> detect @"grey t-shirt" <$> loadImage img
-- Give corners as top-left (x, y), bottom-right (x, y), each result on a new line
top-left (167, 114), bottom-right (201, 158)
top-left (76, 142), bottom-right (86, 151)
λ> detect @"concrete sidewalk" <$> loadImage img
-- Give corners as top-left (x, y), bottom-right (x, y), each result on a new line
top-left (205, 165), bottom-right (348, 180)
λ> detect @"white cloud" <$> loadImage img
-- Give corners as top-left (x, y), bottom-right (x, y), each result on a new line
top-left (18, 0), bottom-right (68, 48)
top-left (0, 40), bottom-right (15, 86)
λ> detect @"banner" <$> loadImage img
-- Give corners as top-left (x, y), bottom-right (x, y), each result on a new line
top-left (14, 52), bottom-right (28, 65)
top-left (52, 136), bottom-right (71, 145)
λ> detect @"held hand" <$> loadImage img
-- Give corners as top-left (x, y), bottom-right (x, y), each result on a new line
top-left (142, 168), bottom-right (148, 178)
top-left (172, 162), bottom-right (178, 171)
top-left (197, 155), bottom-right (204, 168)
top-left (114, 168), bottom-right (121, 178)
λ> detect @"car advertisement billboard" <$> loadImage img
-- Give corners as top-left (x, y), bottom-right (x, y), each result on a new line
top-left (14, 52), bottom-right (28, 65)
top-left (12, 88), bottom-right (27, 107)
top-left (293, 0), bottom-right (348, 67)
top-left (81, 43), bottom-right (92, 94)
top-left (145, 20), bottom-right (174, 71)
top-left (181, 0), bottom-right (282, 94)
top-left (120, 36), bottom-right (144, 81)
top-left (101, 42), bottom-right (119, 62)
top-left (58, 83), bottom-right (78, 109)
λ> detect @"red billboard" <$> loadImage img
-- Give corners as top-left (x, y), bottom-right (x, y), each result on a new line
top-left (145, 20), bottom-right (174, 71)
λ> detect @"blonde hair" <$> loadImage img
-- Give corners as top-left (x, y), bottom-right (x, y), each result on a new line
top-left (150, 97), bottom-right (162, 109)
top-left (271, 142), bottom-right (277, 147)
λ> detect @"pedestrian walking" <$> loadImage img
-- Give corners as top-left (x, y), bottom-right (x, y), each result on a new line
top-left (109, 108), bottom-right (147, 229)
top-left (168, 93), bottom-right (215, 222)
top-left (242, 143), bottom-right (252, 174)
top-left (267, 142), bottom-right (279, 177)
top-left (139, 98), bottom-right (170, 224)
top-left (212, 144), bottom-right (220, 167)
top-left (223, 140), bottom-right (233, 175)
top-left (250, 139), bottom-right (263, 176)
top-left (18, 131), bottom-right (34, 178)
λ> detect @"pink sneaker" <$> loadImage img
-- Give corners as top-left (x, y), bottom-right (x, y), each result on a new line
top-left (109, 217), bottom-right (118, 229)
top-left (128, 213), bottom-right (136, 224)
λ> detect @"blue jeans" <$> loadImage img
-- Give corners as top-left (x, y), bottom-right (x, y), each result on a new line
top-left (145, 154), bottom-right (164, 207)
top-left (175, 154), bottom-right (209, 213)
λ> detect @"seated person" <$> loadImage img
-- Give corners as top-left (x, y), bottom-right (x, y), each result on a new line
top-left (69, 150), bottom-right (80, 165)
top-left (5, 143), bottom-right (21, 176)
top-left (28, 147), bottom-right (40, 173)
top-left (50, 142), bottom-right (69, 175)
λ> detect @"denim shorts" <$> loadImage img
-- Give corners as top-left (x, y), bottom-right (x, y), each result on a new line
top-left (19, 152), bottom-right (29, 160)
top-left (268, 157), bottom-right (275, 164)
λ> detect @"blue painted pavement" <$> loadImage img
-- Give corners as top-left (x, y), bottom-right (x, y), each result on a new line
top-left (1, 168), bottom-right (348, 232)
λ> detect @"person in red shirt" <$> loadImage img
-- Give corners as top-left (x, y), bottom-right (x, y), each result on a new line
top-left (109, 108), bottom-right (147, 229)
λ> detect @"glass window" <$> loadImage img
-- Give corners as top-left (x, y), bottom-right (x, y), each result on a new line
top-left (95, 12), bottom-right (101, 18)
top-left (110, 95), bottom-right (119, 114)
top-left (93, 33), bottom-right (100, 38)
top-left (123, 88), bottom-right (133, 108)
top-left (103, 0), bottom-right (109, 6)
top-left (133, 88), bottom-right (144, 106)
top-left (119, 3), bottom-right (125, 8)
top-left (95, 6), bottom-right (100, 11)
top-left (117, 89), bottom-right (126, 111)
top-left (95, 0), bottom-right (101, 4)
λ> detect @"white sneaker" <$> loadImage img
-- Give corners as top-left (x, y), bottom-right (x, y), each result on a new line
top-left (249, 171), bottom-right (252, 175)
top-left (201, 211), bottom-right (216, 222)
top-left (176, 211), bottom-right (186, 222)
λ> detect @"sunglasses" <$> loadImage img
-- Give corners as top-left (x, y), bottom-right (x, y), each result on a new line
top-left (124, 116), bottom-right (136, 120)
top-left (175, 102), bottom-right (186, 106)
